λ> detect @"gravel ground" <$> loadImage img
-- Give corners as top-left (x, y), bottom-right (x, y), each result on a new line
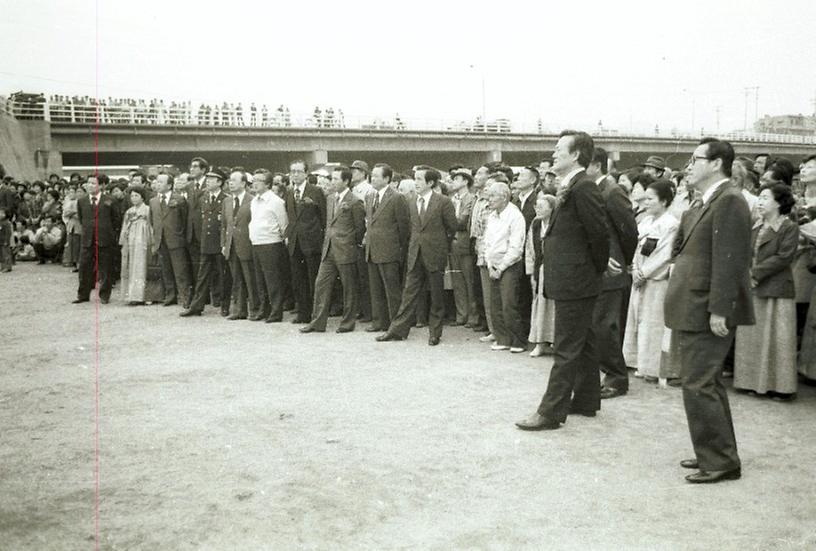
top-left (1, 262), bottom-right (815, 550)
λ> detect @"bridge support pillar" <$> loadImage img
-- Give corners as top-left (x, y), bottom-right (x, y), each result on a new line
top-left (308, 148), bottom-right (328, 167)
top-left (484, 149), bottom-right (502, 164)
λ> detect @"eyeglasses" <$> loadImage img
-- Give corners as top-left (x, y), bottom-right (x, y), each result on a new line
top-left (690, 156), bottom-right (710, 165)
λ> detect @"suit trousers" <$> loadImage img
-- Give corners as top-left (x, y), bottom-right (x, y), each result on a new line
top-left (517, 267), bottom-right (533, 337)
top-left (478, 266), bottom-right (494, 334)
top-left (594, 288), bottom-right (629, 392)
top-left (368, 260), bottom-right (403, 331)
top-left (309, 253), bottom-right (359, 331)
top-left (290, 244), bottom-right (320, 322)
top-left (356, 250), bottom-right (371, 320)
top-left (537, 295), bottom-right (600, 421)
top-left (252, 243), bottom-right (286, 320)
top-left (77, 243), bottom-right (113, 301)
top-left (677, 328), bottom-right (741, 472)
top-left (158, 240), bottom-right (192, 307)
top-left (389, 257), bottom-right (445, 339)
top-left (450, 253), bottom-right (478, 325)
top-left (229, 248), bottom-right (259, 318)
top-left (490, 262), bottom-right (526, 348)
top-left (188, 252), bottom-right (229, 314)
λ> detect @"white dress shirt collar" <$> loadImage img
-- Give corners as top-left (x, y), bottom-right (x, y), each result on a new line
top-left (702, 178), bottom-right (730, 205)
top-left (336, 187), bottom-right (349, 204)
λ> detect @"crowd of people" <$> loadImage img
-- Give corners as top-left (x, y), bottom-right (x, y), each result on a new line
top-left (2, 134), bottom-right (816, 484)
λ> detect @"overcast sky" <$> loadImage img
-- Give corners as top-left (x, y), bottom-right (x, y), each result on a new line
top-left (1, 0), bottom-right (814, 134)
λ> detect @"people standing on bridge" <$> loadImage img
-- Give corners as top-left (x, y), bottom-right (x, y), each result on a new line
top-left (350, 161), bottom-right (374, 323)
top-left (180, 167), bottom-right (230, 317)
top-left (285, 160), bottom-right (327, 324)
top-left (313, 106), bottom-right (322, 128)
top-left (516, 130), bottom-right (609, 431)
top-left (149, 173), bottom-right (192, 308)
top-left (250, 103), bottom-right (257, 126)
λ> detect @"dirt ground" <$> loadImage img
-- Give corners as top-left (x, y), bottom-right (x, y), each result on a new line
top-left (1, 262), bottom-right (816, 550)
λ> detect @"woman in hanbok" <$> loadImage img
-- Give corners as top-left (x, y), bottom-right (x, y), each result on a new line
top-left (735, 183), bottom-right (799, 399)
top-left (623, 180), bottom-right (678, 384)
top-left (119, 187), bottom-right (152, 305)
top-left (526, 192), bottom-right (557, 357)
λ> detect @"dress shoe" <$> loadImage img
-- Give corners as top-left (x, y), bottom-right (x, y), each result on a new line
top-left (680, 458), bottom-right (699, 469)
top-left (491, 344), bottom-right (509, 351)
top-left (100, 297), bottom-right (109, 304)
top-left (428, 336), bottom-right (440, 346)
top-left (463, 323), bottom-right (473, 329)
top-left (227, 314), bottom-right (247, 321)
top-left (510, 346), bottom-right (526, 354)
top-left (126, 301), bottom-right (145, 306)
top-left (162, 300), bottom-right (178, 307)
top-left (667, 378), bottom-right (683, 387)
top-left (600, 387), bottom-right (627, 399)
top-left (264, 317), bottom-right (282, 323)
top-left (447, 321), bottom-right (464, 327)
top-left (299, 326), bottom-right (324, 333)
top-left (471, 324), bottom-right (488, 332)
top-left (248, 315), bottom-right (264, 321)
top-left (220, 310), bottom-right (230, 317)
top-left (71, 267), bottom-right (79, 273)
top-left (365, 326), bottom-right (383, 333)
top-left (179, 309), bottom-right (202, 317)
top-left (685, 468), bottom-right (741, 484)
top-left (291, 318), bottom-right (309, 324)
top-left (515, 413), bottom-right (561, 431)
top-left (72, 298), bottom-right (90, 304)
top-left (567, 406), bottom-right (597, 417)
top-left (358, 317), bottom-right (372, 323)
top-left (479, 333), bottom-right (496, 343)
top-left (336, 326), bottom-right (354, 333)
top-left (376, 333), bottom-right (404, 342)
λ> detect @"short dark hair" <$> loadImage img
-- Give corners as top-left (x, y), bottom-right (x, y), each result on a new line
top-left (766, 158), bottom-right (795, 186)
top-left (333, 165), bottom-right (353, 186)
top-left (647, 179), bottom-right (675, 207)
top-left (759, 182), bottom-right (796, 215)
top-left (46, 189), bottom-right (60, 201)
top-left (130, 170), bottom-right (147, 183)
top-left (157, 171), bottom-right (175, 187)
top-left (804, 154), bottom-right (816, 165)
top-left (494, 165), bottom-right (515, 183)
top-left (191, 157), bottom-right (209, 171)
top-left (126, 186), bottom-right (149, 203)
top-left (374, 163), bottom-right (393, 182)
top-left (633, 172), bottom-right (656, 190)
top-left (560, 129), bottom-right (594, 168)
top-left (755, 153), bottom-right (770, 161)
top-left (591, 147), bottom-right (609, 175)
top-left (290, 159), bottom-right (309, 172)
top-left (700, 139), bottom-right (735, 178)
top-left (523, 166), bottom-right (540, 184)
top-left (252, 168), bottom-right (272, 186)
top-left (487, 173), bottom-right (510, 185)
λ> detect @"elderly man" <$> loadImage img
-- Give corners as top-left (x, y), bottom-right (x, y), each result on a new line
top-left (249, 169), bottom-right (288, 322)
top-left (221, 169), bottom-right (258, 320)
top-left (150, 172), bottom-right (192, 307)
top-left (483, 181), bottom-right (527, 353)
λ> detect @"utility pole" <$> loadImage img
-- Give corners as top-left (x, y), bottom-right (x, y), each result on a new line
top-left (744, 86), bottom-right (759, 131)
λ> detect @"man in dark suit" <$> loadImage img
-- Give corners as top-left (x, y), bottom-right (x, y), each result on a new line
top-left (449, 169), bottom-right (477, 327)
top-left (664, 138), bottom-right (753, 484)
top-left (376, 166), bottom-right (457, 346)
top-left (150, 172), bottom-right (192, 308)
top-left (180, 168), bottom-right (230, 316)
top-left (516, 130), bottom-right (609, 431)
top-left (586, 148), bottom-right (639, 399)
top-left (221, 169), bottom-right (258, 320)
top-left (301, 166), bottom-right (366, 333)
top-left (512, 166), bottom-right (539, 336)
top-left (365, 163), bottom-right (410, 332)
top-left (285, 160), bottom-right (327, 324)
top-left (73, 175), bottom-right (122, 304)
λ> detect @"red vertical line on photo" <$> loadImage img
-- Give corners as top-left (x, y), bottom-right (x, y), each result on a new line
top-left (93, 0), bottom-right (101, 548)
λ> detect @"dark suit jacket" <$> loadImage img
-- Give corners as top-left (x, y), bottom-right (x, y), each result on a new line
top-left (512, 189), bottom-right (537, 232)
top-left (149, 192), bottom-right (188, 252)
top-left (598, 176), bottom-right (638, 291)
top-left (406, 192), bottom-right (457, 272)
top-left (450, 191), bottom-right (475, 256)
top-left (286, 183), bottom-right (326, 256)
top-left (541, 170), bottom-right (609, 300)
top-left (0, 187), bottom-right (19, 219)
top-left (221, 192), bottom-right (253, 261)
top-left (77, 193), bottom-right (121, 248)
top-left (197, 191), bottom-right (228, 255)
top-left (664, 183), bottom-right (754, 331)
top-left (365, 186), bottom-right (410, 264)
top-left (322, 190), bottom-right (365, 265)
top-left (750, 217), bottom-right (798, 299)
top-left (186, 187), bottom-right (204, 244)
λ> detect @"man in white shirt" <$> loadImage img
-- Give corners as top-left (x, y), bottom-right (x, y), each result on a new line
top-left (483, 182), bottom-right (527, 353)
top-left (249, 169), bottom-right (289, 322)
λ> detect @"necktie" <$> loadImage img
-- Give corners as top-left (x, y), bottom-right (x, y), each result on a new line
top-left (160, 194), bottom-right (167, 209)
top-left (91, 196), bottom-right (97, 208)
top-left (418, 196), bottom-right (426, 217)
top-left (296, 187), bottom-right (302, 202)
top-left (211, 194), bottom-right (217, 205)
top-left (373, 193), bottom-right (380, 213)
top-left (233, 196), bottom-right (239, 217)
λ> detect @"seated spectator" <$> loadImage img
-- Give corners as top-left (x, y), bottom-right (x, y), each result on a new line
top-left (32, 215), bottom-right (65, 263)
top-left (736, 183), bottom-right (799, 400)
top-left (12, 220), bottom-right (37, 261)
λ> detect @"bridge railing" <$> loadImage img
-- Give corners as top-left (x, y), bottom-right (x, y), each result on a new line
top-left (5, 96), bottom-right (816, 145)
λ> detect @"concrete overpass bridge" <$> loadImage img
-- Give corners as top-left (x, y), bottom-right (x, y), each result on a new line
top-left (3, 114), bottom-right (816, 180)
